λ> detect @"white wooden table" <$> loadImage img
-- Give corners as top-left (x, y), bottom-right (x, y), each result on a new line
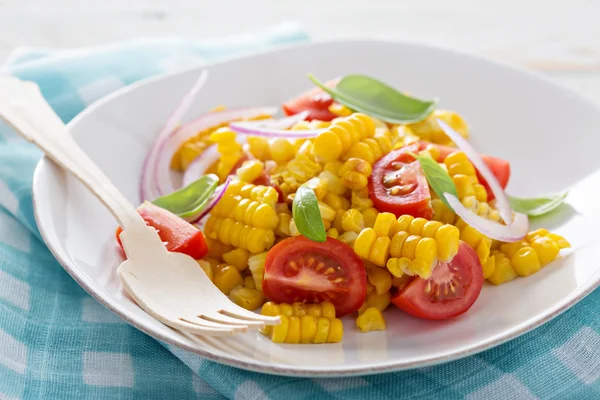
top-left (3, 0), bottom-right (600, 106)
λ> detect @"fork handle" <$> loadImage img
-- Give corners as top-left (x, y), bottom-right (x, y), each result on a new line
top-left (0, 77), bottom-right (146, 233)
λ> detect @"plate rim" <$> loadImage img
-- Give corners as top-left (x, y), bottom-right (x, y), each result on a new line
top-left (31, 38), bottom-right (600, 377)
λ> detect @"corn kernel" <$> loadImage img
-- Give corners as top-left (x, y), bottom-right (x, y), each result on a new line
top-left (401, 235), bottom-right (421, 259)
top-left (488, 254), bottom-right (518, 285)
top-left (390, 231), bottom-right (409, 258)
top-left (237, 160), bottom-right (264, 183)
top-left (511, 247), bottom-right (541, 276)
top-left (314, 317), bottom-right (331, 344)
top-left (482, 255), bottom-right (495, 279)
top-left (354, 228), bottom-right (377, 259)
top-left (243, 275), bottom-right (256, 289)
top-left (209, 127), bottom-right (237, 143)
top-left (222, 248), bottom-right (250, 271)
top-left (314, 131), bottom-right (343, 162)
top-left (368, 267), bottom-right (392, 295)
top-left (373, 212), bottom-right (397, 237)
top-left (547, 233), bottom-right (571, 249)
top-left (422, 220), bottom-right (443, 238)
top-left (525, 228), bottom-right (550, 243)
top-left (365, 291), bottom-right (391, 312)
top-left (342, 171), bottom-right (368, 190)
top-left (327, 318), bottom-right (344, 343)
top-left (395, 215), bottom-right (414, 233)
top-left (271, 138), bottom-right (295, 163)
top-left (530, 237), bottom-right (560, 266)
top-left (213, 264), bottom-right (243, 295)
top-left (370, 236), bottom-right (392, 267)
top-left (247, 136), bottom-right (271, 161)
top-left (300, 315), bottom-right (318, 343)
top-left (338, 231), bottom-right (358, 247)
top-left (415, 237), bottom-right (437, 266)
top-left (362, 207), bottom-right (379, 229)
top-left (356, 307), bottom-right (387, 332)
top-left (279, 303), bottom-right (294, 317)
top-left (327, 228), bottom-right (340, 238)
top-left (321, 301), bottom-right (336, 319)
top-left (342, 209), bottom-right (365, 233)
top-left (229, 286), bottom-right (264, 310)
top-left (196, 260), bottom-right (214, 282)
top-left (271, 315), bottom-right (289, 343)
top-left (453, 174), bottom-right (475, 200)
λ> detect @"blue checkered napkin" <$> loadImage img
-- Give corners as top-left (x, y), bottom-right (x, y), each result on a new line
top-left (1, 23), bottom-right (599, 400)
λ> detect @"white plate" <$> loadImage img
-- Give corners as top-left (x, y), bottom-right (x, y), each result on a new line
top-left (32, 40), bottom-right (600, 377)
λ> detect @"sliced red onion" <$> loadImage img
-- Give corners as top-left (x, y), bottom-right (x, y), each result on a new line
top-left (150, 107), bottom-right (277, 200)
top-left (437, 119), bottom-right (513, 224)
top-left (140, 70), bottom-right (209, 202)
top-left (239, 110), bottom-right (309, 129)
top-left (229, 119), bottom-right (324, 138)
top-left (445, 194), bottom-right (528, 242)
top-left (182, 145), bottom-right (219, 188)
top-left (192, 176), bottom-right (232, 223)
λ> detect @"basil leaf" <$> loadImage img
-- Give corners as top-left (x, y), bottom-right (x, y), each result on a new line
top-left (508, 192), bottom-right (568, 217)
top-left (292, 186), bottom-right (326, 243)
top-left (308, 74), bottom-right (438, 124)
top-left (413, 154), bottom-right (458, 210)
top-left (152, 174), bottom-right (219, 219)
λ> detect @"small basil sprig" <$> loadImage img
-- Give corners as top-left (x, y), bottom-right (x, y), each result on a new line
top-left (152, 174), bottom-right (219, 220)
top-left (410, 152), bottom-right (458, 210)
top-left (508, 192), bottom-right (568, 217)
top-left (308, 74), bottom-right (438, 124)
top-left (292, 186), bottom-right (326, 242)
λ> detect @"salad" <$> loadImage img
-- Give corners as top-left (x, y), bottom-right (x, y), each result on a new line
top-left (117, 73), bottom-right (570, 344)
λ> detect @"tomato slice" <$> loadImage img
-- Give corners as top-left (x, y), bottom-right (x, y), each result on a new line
top-left (282, 80), bottom-right (339, 121)
top-left (391, 242), bottom-right (483, 320)
top-left (422, 142), bottom-right (510, 200)
top-left (115, 202), bottom-right (208, 259)
top-left (263, 236), bottom-right (367, 317)
top-left (368, 143), bottom-right (433, 219)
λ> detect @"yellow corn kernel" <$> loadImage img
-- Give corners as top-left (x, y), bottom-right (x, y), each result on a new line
top-left (356, 307), bottom-right (387, 332)
top-left (178, 142), bottom-right (205, 171)
top-left (196, 260), bottom-right (214, 282)
top-left (368, 267), bottom-right (392, 295)
top-left (333, 210), bottom-right (345, 232)
top-left (247, 228), bottom-right (275, 254)
top-left (415, 237), bottom-right (437, 266)
top-left (237, 160), bottom-right (264, 183)
top-left (362, 207), bottom-right (379, 229)
top-left (318, 170), bottom-right (346, 196)
top-left (284, 316), bottom-right (301, 344)
top-left (365, 291), bottom-right (391, 312)
top-left (366, 282), bottom-right (375, 295)
top-left (247, 136), bottom-right (271, 161)
top-left (338, 231), bottom-right (358, 247)
top-left (488, 254), bottom-right (518, 285)
top-left (329, 103), bottom-right (353, 117)
top-left (476, 236), bottom-right (492, 265)
top-left (229, 286), bottom-right (264, 310)
top-left (390, 231), bottom-right (409, 258)
top-left (307, 304), bottom-right (322, 318)
top-left (530, 237), bottom-right (560, 266)
top-left (525, 228), bottom-right (550, 243)
top-left (271, 138), bottom-right (295, 163)
top-left (432, 198), bottom-right (455, 224)
top-left (314, 131), bottom-right (343, 162)
top-left (460, 225), bottom-right (483, 250)
top-left (324, 161), bottom-right (343, 175)
top-left (222, 248), bottom-right (250, 271)
top-left (344, 142), bottom-right (376, 164)
top-left (354, 228), bottom-right (377, 259)
top-left (318, 202), bottom-right (336, 222)
top-left (313, 317), bottom-right (331, 344)
top-left (351, 188), bottom-right (374, 210)
top-left (271, 315), bottom-right (289, 343)
top-left (292, 302), bottom-right (309, 317)
top-left (303, 177), bottom-right (328, 201)
top-left (275, 213), bottom-right (292, 237)
top-left (260, 301), bottom-right (280, 335)
top-left (394, 215), bottom-right (415, 233)
top-left (546, 233), bottom-right (571, 249)
top-left (300, 315), bottom-right (318, 344)
top-left (482, 255), bottom-right (495, 279)
top-left (474, 184), bottom-right (488, 203)
top-left (339, 158), bottom-right (373, 177)
top-left (401, 235), bottom-right (421, 259)
top-left (342, 171), bottom-right (368, 190)
top-left (386, 257), bottom-right (411, 277)
top-left (373, 212), bottom-right (397, 237)
top-left (370, 236), bottom-right (392, 267)
top-left (213, 264), bottom-right (244, 295)
top-left (500, 241), bottom-right (528, 259)
top-left (209, 127), bottom-right (237, 143)
top-left (248, 252), bottom-right (266, 291)
top-left (406, 218), bottom-right (427, 236)
top-left (323, 192), bottom-right (349, 211)
top-left (421, 221), bottom-right (443, 238)
top-left (205, 236), bottom-right (233, 260)
top-left (243, 275), bottom-right (256, 289)
top-left (279, 303), bottom-right (294, 317)
top-left (327, 319), bottom-right (344, 343)
top-left (321, 301), bottom-right (336, 319)
top-left (453, 174), bottom-right (475, 200)
top-left (444, 151), bottom-right (469, 167)
top-left (447, 160), bottom-right (476, 177)
top-left (511, 247), bottom-right (542, 276)
top-left (327, 228), bottom-right (340, 238)
top-left (342, 209), bottom-right (365, 233)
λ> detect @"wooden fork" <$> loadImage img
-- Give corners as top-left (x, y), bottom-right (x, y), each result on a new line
top-left (0, 76), bottom-right (279, 336)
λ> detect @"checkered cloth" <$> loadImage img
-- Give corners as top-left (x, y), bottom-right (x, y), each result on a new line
top-left (0, 24), bottom-right (599, 400)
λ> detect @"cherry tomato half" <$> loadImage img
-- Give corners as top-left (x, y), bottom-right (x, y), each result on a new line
top-left (115, 202), bottom-right (208, 259)
top-left (368, 143), bottom-right (433, 219)
top-left (282, 80), bottom-right (339, 121)
top-left (263, 236), bottom-right (367, 317)
top-left (391, 242), bottom-right (483, 320)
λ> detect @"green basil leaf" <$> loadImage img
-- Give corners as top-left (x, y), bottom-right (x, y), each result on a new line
top-left (412, 153), bottom-right (458, 210)
top-left (292, 186), bottom-right (327, 243)
top-left (152, 174), bottom-right (219, 219)
top-left (508, 192), bottom-right (568, 217)
top-left (308, 74), bottom-right (438, 124)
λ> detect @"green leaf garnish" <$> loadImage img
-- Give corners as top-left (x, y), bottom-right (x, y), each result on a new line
top-left (292, 186), bottom-right (326, 243)
top-left (410, 152), bottom-right (458, 210)
top-left (152, 174), bottom-right (219, 219)
top-left (308, 74), bottom-right (438, 124)
top-left (508, 192), bottom-right (568, 217)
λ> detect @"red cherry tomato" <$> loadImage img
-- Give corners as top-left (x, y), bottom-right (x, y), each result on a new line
top-left (391, 242), bottom-right (484, 320)
top-left (368, 143), bottom-right (433, 219)
top-left (115, 202), bottom-right (208, 259)
top-left (282, 80), bottom-right (339, 121)
top-left (263, 236), bottom-right (367, 317)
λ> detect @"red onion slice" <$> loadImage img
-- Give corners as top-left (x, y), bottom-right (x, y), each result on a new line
top-left (240, 110), bottom-right (309, 130)
top-left (140, 70), bottom-right (209, 202)
top-left (437, 119), bottom-right (513, 224)
top-left (147, 107), bottom-right (277, 201)
top-left (192, 176), bottom-right (232, 223)
top-left (229, 116), bottom-right (324, 138)
top-left (445, 194), bottom-right (528, 242)
top-left (182, 145), bottom-right (220, 188)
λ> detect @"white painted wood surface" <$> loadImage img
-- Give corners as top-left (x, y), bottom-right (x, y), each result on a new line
top-left (2, 0), bottom-right (600, 101)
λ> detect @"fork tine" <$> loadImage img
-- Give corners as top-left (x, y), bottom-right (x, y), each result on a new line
top-left (179, 317), bottom-right (247, 332)
top-left (165, 318), bottom-right (241, 336)
top-left (221, 304), bottom-right (281, 325)
top-left (199, 311), bottom-right (266, 328)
